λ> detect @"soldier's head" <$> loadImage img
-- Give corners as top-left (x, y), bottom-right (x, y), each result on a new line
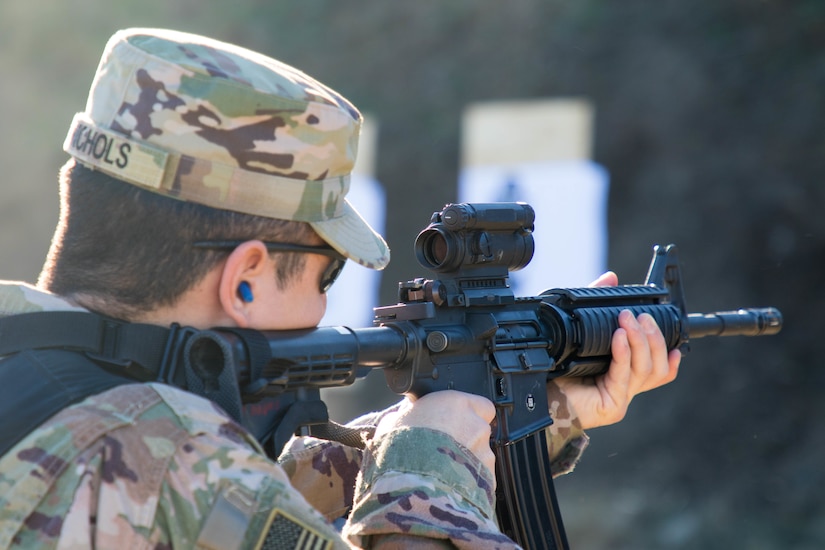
top-left (38, 28), bottom-right (389, 325)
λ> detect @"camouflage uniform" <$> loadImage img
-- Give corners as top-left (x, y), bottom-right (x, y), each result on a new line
top-left (0, 283), bottom-right (587, 548)
top-left (0, 29), bottom-right (589, 548)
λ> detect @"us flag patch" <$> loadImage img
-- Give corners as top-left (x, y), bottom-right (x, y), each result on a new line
top-left (259, 509), bottom-right (333, 550)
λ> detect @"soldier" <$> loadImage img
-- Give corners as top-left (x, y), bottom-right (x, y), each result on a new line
top-left (0, 28), bottom-right (679, 548)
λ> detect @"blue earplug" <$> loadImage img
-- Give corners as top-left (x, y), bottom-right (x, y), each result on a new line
top-left (238, 281), bottom-right (254, 303)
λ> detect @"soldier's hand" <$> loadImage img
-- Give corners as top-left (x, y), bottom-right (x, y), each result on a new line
top-left (552, 271), bottom-right (681, 429)
top-left (375, 391), bottom-right (496, 481)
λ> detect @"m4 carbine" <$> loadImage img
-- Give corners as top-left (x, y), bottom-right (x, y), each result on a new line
top-left (177, 202), bottom-right (782, 550)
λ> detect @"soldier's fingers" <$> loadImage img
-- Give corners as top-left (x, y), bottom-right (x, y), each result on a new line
top-left (601, 321), bottom-right (633, 419)
top-left (639, 313), bottom-right (668, 389)
top-left (620, 311), bottom-right (654, 395)
top-left (635, 314), bottom-right (680, 393)
top-left (588, 271), bottom-right (618, 288)
top-left (463, 392), bottom-right (496, 424)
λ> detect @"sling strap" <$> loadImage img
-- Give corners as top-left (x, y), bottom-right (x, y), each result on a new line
top-left (0, 311), bottom-right (174, 456)
top-left (0, 310), bottom-right (369, 458)
top-left (0, 311), bottom-right (172, 377)
top-left (0, 349), bottom-right (134, 457)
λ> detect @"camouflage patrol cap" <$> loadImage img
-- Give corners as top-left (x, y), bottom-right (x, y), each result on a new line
top-left (63, 28), bottom-right (389, 270)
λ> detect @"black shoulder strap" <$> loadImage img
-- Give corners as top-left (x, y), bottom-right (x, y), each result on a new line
top-left (0, 311), bottom-right (174, 456)
top-left (0, 311), bottom-right (361, 461)
top-left (0, 349), bottom-right (134, 456)
top-left (0, 311), bottom-right (172, 378)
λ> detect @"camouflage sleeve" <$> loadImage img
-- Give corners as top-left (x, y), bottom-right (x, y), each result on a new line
top-left (343, 427), bottom-right (520, 549)
top-left (280, 388), bottom-right (588, 532)
top-left (546, 381), bottom-right (590, 477)
top-left (277, 401), bottom-right (402, 521)
top-left (278, 436), bottom-right (364, 522)
top-left (349, 396), bottom-right (589, 478)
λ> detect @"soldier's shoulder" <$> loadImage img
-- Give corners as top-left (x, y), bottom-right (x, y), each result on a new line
top-left (145, 382), bottom-right (249, 437)
top-left (0, 382), bottom-right (280, 548)
top-left (102, 382), bottom-right (261, 451)
top-left (0, 281), bottom-right (86, 315)
top-left (19, 382), bottom-right (257, 458)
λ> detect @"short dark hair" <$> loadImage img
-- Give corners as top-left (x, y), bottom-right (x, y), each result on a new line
top-left (38, 160), bottom-right (314, 319)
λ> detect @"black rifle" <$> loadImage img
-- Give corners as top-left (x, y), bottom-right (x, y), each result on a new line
top-left (171, 202), bottom-right (782, 550)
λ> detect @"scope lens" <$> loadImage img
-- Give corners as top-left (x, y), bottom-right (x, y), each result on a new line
top-left (430, 234), bottom-right (448, 264)
top-left (415, 228), bottom-right (460, 271)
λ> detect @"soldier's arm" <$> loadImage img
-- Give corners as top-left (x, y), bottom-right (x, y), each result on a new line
top-left (343, 392), bottom-right (521, 549)
top-left (280, 383), bottom-right (592, 531)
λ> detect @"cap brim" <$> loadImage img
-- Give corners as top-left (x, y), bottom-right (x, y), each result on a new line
top-left (310, 200), bottom-right (390, 270)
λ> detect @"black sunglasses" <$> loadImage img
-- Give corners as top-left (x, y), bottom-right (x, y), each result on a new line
top-left (193, 240), bottom-right (347, 294)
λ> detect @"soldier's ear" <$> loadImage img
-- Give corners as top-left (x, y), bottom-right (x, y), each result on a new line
top-left (217, 240), bottom-right (269, 328)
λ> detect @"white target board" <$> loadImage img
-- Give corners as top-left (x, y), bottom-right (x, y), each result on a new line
top-left (459, 99), bottom-right (609, 293)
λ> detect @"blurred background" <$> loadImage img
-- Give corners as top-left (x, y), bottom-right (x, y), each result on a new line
top-left (1, 2), bottom-right (822, 548)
